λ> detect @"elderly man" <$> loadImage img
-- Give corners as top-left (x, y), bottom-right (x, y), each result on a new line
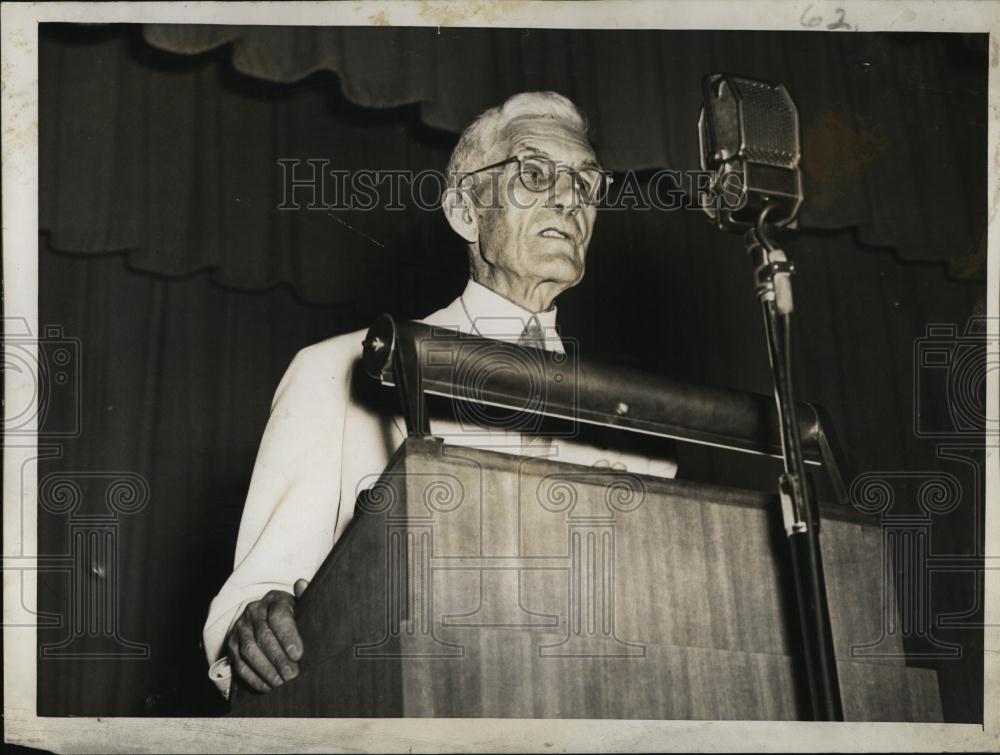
top-left (203, 91), bottom-right (676, 697)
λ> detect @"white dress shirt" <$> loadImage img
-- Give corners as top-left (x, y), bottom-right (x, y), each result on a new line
top-left (203, 280), bottom-right (677, 696)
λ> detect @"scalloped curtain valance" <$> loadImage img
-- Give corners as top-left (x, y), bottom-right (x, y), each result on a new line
top-left (40, 24), bottom-right (987, 307)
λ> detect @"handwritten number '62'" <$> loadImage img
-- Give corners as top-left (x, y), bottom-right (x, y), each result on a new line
top-left (800, 5), bottom-right (858, 32)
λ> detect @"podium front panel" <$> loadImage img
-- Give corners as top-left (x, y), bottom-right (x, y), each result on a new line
top-left (230, 438), bottom-right (941, 720)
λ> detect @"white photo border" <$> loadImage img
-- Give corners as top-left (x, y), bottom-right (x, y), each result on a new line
top-left (3, 1), bottom-right (998, 751)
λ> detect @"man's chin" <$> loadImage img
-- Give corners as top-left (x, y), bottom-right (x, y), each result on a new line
top-left (533, 256), bottom-right (584, 288)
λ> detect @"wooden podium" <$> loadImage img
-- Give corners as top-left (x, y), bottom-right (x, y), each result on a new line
top-left (230, 437), bottom-right (941, 720)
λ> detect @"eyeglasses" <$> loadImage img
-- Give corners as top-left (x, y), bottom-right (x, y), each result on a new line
top-left (459, 154), bottom-right (613, 206)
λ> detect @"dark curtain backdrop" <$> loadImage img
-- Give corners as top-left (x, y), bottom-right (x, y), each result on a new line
top-left (36, 24), bottom-right (986, 720)
top-left (41, 24), bottom-right (988, 304)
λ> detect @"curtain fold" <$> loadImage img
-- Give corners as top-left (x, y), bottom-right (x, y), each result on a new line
top-left (40, 25), bottom-right (466, 312)
top-left (39, 24), bottom-right (988, 311)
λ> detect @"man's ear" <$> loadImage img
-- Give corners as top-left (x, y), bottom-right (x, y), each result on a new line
top-left (442, 188), bottom-right (480, 244)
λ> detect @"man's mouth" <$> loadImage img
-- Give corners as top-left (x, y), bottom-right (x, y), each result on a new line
top-left (538, 227), bottom-right (573, 241)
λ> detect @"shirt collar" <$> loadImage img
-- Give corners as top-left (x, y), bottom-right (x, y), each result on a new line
top-left (458, 279), bottom-right (563, 352)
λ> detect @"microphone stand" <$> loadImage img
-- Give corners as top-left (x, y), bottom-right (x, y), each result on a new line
top-left (745, 205), bottom-right (844, 721)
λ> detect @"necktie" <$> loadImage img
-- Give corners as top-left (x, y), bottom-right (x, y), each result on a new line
top-left (517, 315), bottom-right (547, 351)
top-left (518, 316), bottom-right (552, 456)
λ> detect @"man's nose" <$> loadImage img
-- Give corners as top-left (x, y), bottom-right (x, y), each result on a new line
top-left (545, 171), bottom-right (582, 214)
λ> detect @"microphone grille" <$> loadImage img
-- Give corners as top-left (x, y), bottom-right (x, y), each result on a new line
top-left (730, 77), bottom-right (800, 169)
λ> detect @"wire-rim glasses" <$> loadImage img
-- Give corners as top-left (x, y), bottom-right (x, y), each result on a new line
top-left (459, 154), bottom-right (613, 206)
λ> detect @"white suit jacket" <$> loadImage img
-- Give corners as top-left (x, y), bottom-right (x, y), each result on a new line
top-left (203, 280), bottom-right (677, 695)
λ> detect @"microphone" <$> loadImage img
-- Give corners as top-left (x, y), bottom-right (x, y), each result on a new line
top-left (699, 76), bottom-right (845, 720)
top-left (697, 74), bottom-right (803, 231)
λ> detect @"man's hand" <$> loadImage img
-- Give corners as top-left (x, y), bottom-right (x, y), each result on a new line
top-left (227, 578), bottom-right (309, 693)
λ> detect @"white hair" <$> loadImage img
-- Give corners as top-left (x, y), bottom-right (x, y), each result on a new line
top-left (446, 91), bottom-right (591, 190)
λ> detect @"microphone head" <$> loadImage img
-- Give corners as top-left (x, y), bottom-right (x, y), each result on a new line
top-left (698, 74), bottom-right (803, 231)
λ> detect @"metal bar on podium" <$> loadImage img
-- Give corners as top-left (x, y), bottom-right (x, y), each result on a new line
top-left (361, 314), bottom-right (849, 503)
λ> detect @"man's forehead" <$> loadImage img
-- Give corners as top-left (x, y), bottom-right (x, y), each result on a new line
top-left (500, 115), bottom-right (598, 166)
